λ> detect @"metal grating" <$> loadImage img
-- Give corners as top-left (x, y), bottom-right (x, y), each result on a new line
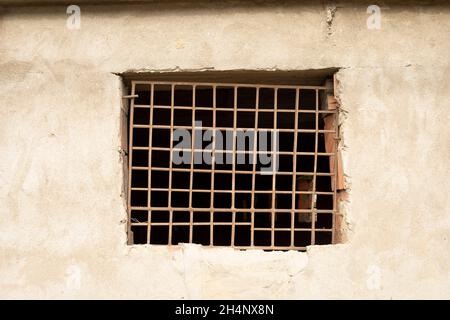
top-left (127, 81), bottom-right (339, 250)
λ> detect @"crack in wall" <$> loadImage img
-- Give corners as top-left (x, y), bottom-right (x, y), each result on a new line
top-left (326, 2), bottom-right (337, 36)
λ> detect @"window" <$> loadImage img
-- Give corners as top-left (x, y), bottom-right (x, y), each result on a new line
top-left (127, 80), bottom-right (341, 250)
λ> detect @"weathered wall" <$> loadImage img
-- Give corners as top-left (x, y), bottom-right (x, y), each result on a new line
top-left (0, 1), bottom-right (449, 299)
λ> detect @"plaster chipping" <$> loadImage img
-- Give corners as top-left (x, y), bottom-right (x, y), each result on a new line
top-left (326, 2), bottom-right (338, 35)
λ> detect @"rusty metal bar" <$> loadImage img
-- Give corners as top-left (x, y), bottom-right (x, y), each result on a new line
top-left (133, 80), bottom-right (326, 90)
top-left (134, 104), bottom-right (335, 114)
top-left (131, 207), bottom-right (334, 213)
top-left (332, 112), bottom-right (339, 244)
top-left (133, 124), bottom-right (335, 133)
top-left (132, 147), bottom-right (336, 156)
top-left (188, 85), bottom-right (196, 243)
top-left (291, 88), bottom-right (300, 247)
top-left (132, 187), bottom-right (334, 195)
top-left (127, 82), bottom-right (136, 245)
top-left (210, 85), bottom-right (216, 245)
top-left (310, 89), bottom-right (319, 245)
top-left (147, 83), bottom-right (154, 244)
top-left (271, 89), bottom-right (278, 247)
top-left (230, 86), bottom-right (238, 246)
top-left (168, 85), bottom-right (175, 245)
top-left (131, 223), bottom-right (332, 232)
top-left (250, 88), bottom-right (259, 246)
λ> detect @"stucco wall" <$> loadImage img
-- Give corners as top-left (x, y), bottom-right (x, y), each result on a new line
top-left (0, 1), bottom-right (449, 299)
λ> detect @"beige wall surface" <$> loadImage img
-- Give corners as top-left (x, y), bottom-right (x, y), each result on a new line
top-left (0, 1), bottom-right (449, 299)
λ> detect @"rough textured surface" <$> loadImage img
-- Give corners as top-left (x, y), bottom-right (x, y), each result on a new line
top-left (0, 1), bottom-right (449, 299)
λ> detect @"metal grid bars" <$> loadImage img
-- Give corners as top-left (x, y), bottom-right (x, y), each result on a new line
top-left (128, 81), bottom-right (338, 251)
